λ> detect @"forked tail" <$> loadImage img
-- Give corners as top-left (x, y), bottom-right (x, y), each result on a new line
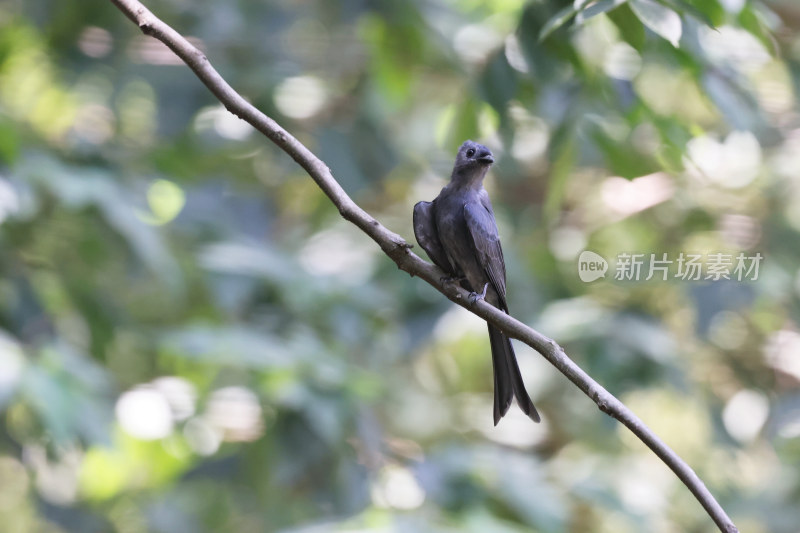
top-left (488, 324), bottom-right (541, 425)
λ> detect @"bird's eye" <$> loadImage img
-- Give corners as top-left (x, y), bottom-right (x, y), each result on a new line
top-left (466, 148), bottom-right (475, 157)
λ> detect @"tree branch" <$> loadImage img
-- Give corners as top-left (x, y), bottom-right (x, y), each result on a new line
top-left (107, 1), bottom-right (739, 531)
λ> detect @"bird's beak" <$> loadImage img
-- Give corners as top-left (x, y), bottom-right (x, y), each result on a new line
top-left (477, 152), bottom-right (494, 165)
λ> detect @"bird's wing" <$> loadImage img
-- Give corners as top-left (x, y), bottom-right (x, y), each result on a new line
top-left (464, 195), bottom-right (508, 309)
top-left (413, 200), bottom-right (451, 272)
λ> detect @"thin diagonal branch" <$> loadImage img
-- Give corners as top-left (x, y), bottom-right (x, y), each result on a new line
top-left (107, 2), bottom-right (739, 531)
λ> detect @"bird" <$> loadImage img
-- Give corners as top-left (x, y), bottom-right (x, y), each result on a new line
top-left (413, 140), bottom-right (540, 425)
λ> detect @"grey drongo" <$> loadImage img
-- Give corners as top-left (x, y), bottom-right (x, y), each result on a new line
top-left (413, 140), bottom-right (540, 425)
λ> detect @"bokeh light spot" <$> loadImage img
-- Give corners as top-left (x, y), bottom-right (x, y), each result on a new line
top-left (274, 76), bottom-right (328, 120)
top-left (146, 179), bottom-right (185, 225)
top-left (722, 389), bottom-right (769, 444)
top-left (205, 386), bottom-right (264, 442)
top-left (77, 26), bottom-right (113, 58)
top-left (370, 464), bottom-right (425, 510)
top-left (116, 387), bottom-right (174, 441)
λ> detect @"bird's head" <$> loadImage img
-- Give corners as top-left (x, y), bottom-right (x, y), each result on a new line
top-left (451, 140), bottom-right (494, 186)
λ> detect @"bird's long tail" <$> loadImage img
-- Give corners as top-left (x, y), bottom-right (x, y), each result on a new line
top-left (488, 324), bottom-right (541, 425)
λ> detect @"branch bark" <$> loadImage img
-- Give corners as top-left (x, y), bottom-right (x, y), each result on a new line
top-left (107, 2), bottom-right (739, 531)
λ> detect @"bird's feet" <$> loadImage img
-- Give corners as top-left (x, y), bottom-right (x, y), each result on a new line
top-left (468, 283), bottom-right (488, 304)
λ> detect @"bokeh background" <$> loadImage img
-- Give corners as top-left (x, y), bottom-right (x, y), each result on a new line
top-left (1, 0), bottom-right (799, 531)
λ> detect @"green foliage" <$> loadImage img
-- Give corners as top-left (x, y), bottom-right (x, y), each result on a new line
top-left (1, 0), bottom-right (799, 532)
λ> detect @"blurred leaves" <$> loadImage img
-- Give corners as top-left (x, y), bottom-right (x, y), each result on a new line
top-left (629, 0), bottom-right (682, 47)
top-left (0, 0), bottom-right (799, 532)
top-left (539, 0), bottom-right (684, 46)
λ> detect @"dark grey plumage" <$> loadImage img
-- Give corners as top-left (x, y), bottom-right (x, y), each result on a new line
top-left (413, 140), bottom-right (540, 425)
